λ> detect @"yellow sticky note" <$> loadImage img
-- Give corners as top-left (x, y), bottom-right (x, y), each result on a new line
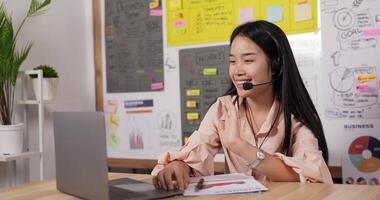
top-left (184, 136), bottom-right (190, 144)
top-left (203, 68), bottom-right (218, 76)
top-left (107, 114), bottom-right (119, 129)
top-left (357, 74), bottom-right (376, 83)
top-left (186, 100), bottom-right (197, 108)
top-left (186, 89), bottom-right (200, 96)
top-left (169, 0), bottom-right (182, 11)
top-left (173, 27), bottom-right (186, 35)
top-left (294, 3), bottom-right (312, 22)
top-left (187, 112), bottom-right (200, 120)
top-left (149, 0), bottom-right (160, 9)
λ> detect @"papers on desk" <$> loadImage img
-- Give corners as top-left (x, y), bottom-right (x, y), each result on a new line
top-left (183, 173), bottom-right (268, 196)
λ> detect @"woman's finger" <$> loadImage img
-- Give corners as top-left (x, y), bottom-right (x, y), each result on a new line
top-left (157, 171), bottom-right (166, 190)
top-left (174, 169), bottom-right (185, 190)
top-left (163, 169), bottom-right (174, 190)
top-left (153, 176), bottom-right (159, 189)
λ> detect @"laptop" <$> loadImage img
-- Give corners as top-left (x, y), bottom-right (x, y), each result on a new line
top-left (53, 112), bottom-right (182, 200)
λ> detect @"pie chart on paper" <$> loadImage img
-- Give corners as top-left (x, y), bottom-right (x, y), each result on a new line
top-left (348, 136), bottom-right (380, 173)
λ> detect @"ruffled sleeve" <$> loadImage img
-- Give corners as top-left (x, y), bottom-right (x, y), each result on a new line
top-left (151, 99), bottom-right (223, 176)
top-left (274, 123), bottom-right (333, 183)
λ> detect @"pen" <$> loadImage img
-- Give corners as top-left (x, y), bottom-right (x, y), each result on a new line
top-left (194, 178), bottom-right (204, 192)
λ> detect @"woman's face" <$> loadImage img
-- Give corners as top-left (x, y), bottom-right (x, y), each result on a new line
top-left (229, 35), bottom-right (272, 98)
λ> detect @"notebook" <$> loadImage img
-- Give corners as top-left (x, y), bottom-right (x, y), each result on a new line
top-left (53, 111), bottom-right (182, 200)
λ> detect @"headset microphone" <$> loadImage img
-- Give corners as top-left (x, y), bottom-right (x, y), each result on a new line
top-left (242, 69), bottom-right (283, 91)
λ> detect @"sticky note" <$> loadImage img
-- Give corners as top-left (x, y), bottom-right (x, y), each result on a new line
top-left (203, 68), bottom-right (218, 76)
top-left (184, 136), bottom-right (190, 144)
top-left (169, 0), bottom-right (182, 11)
top-left (150, 9), bottom-right (162, 16)
top-left (357, 74), bottom-right (376, 83)
top-left (173, 20), bottom-right (187, 27)
top-left (186, 89), bottom-right (200, 96)
top-left (294, 3), bottom-right (312, 22)
top-left (173, 27), bottom-right (186, 35)
top-left (238, 7), bottom-right (253, 24)
top-left (186, 100), bottom-right (197, 108)
top-left (136, 69), bottom-right (144, 74)
top-left (187, 112), bottom-right (200, 120)
top-left (149, 0), bottom-right (160, 9)
top-left (151, 82), bottom-right (164, 90)
top-left (362, 29), bottom-right (380, 37)
top-left (297, 0), bottom-right (308, 4)
top-left (173, 11), bottom-right (184, 19)
top-left (356, 85), bottom-right (369, 92)
top-left (107, 114), bottom-right (119, 129)
top-left (267, 6), bottom-right (283, 23)
top-left (105, 100), bottom-right (118, 114)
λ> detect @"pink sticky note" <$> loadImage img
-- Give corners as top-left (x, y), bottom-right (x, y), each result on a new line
top-left (151, 82), bottom-right (164, 90)
top-left (173, 20), bottom-right (187, 27)
top-left (356, 85), bottom-right (369, 92)
top-left (105, 100), bottom-right (118, 114)
top-left (150, 9), bottom-right (162, 16)
top-left (362, 29), bottom-right (380, 36)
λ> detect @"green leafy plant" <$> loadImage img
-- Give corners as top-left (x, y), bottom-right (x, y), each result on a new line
top-left (0, 0), bottom-right (52, 125)
top-left (29, 65), bottom-right (58, 78)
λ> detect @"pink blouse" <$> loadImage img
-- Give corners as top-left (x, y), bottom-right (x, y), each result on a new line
top-left (152, 96), bottom-right (333, 183)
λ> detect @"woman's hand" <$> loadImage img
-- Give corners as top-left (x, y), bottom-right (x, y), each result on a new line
top-left (220, 96), bottom-right (244, 151)
top-left (153, 160), bottom-right (191, 191)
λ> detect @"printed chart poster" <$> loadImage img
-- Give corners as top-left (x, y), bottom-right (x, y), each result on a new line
top-left (342, 126), bottom-right (380, 185)
top-left (105, 0), bottom-right (164, 92)
top-left (321, 0), bottom-right (380, 118)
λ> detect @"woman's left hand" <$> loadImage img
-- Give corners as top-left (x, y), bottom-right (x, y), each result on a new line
top-left (219, 96), bottom-right (244, 152)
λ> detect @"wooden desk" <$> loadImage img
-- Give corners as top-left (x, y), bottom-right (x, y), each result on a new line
top-left (1, 173), bottom-right (379, 200)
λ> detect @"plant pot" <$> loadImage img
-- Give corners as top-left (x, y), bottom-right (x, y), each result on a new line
top-left (32, 78), bottom-right (59, 101)
top-left (0, 123), bottom-right (24, 154)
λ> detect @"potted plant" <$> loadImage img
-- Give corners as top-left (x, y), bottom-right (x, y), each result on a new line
top-left (0, 0), bottom-right (52, 154)
top-left (30, 65), bottom-right (59, 101)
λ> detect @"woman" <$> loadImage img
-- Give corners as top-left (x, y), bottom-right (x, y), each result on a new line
top-left (152, 20), bottom-right (332, 191)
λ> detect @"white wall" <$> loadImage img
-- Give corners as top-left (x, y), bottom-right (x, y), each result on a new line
top-left (0, 0), bottom-right (95, 187)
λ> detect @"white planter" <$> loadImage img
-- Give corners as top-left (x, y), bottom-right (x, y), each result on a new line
top-left (32, 78), bottom-right (59, 101)
top-left (0, 123), bottom-right (24, 154)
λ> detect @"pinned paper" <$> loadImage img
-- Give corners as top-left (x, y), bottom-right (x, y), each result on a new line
top-left (186, 89), bottom-right (201, 96)
top-left (105, 100), bottom-right (118, 114)
top-left (186, 100), bottom-right (197, 108)
top-left (203, 67), bottom-right (218, 76)
top-left (151, 82), bottom-right (164, 90)
top-left (136, 69), bottom-right (144, 74)
top-left (149, 0), bottom-right (160, 9)
top-left (238, 7), bottom-right (253, 24)
top-left (267, 6), bottom-right (283, 22)
top-left (169, 0), bottom-right (182, 11)
top-left (356, 85), bottom-right (369, 92)
top-left (357, 74), bottom-right (376, 83)
top-left (294, 3), bottom-right (312, 22)
top-left (150, 9), bottom-right (162, 16)
top-left (187, 112), bottom-right (200, 120)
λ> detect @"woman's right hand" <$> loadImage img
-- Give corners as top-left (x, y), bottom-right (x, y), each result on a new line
top-left (153, 160), bottom-right (191, 191)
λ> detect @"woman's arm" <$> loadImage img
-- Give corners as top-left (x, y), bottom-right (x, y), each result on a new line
top-left (229, 139), bottom-right (299, 181)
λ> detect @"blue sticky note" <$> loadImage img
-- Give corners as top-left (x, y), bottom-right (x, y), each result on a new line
top-left (267, 6), bottom-right (283, 22)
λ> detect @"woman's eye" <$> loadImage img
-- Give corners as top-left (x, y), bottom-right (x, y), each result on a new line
top-left (245, 60), bottom-right (254, 63)
top-left (229, 60), bottom-right (236, 64)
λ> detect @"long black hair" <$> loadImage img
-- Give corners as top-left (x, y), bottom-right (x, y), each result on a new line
top-left (226, 20), bottom-right (329, 163)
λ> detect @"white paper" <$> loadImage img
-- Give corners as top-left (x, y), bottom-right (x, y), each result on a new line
top-left (183, 173), bottom-right (268, 196)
